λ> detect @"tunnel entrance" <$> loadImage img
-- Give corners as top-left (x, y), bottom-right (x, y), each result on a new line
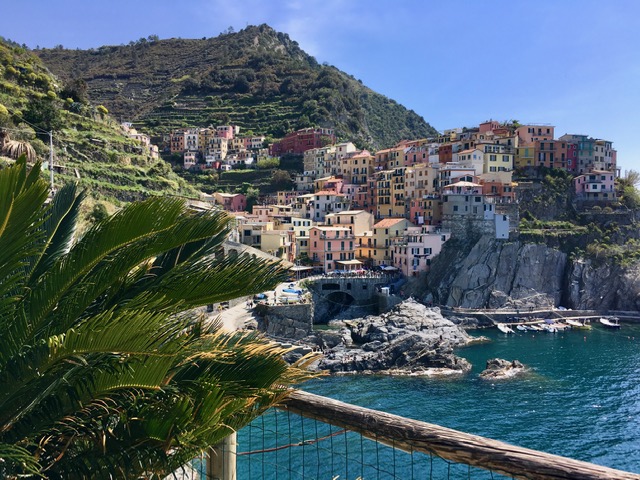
top-left (320, 291), bottom-right (356, 322)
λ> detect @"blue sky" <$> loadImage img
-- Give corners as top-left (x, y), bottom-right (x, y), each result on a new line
top-left (4, 0), bottom-right (640, 171)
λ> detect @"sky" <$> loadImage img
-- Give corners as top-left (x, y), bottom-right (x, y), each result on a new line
top-left (3, 0), bottom-right (640, 171)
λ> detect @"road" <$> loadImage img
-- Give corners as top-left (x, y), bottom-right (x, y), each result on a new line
top-left (207, 281), bottom-right (304, 332)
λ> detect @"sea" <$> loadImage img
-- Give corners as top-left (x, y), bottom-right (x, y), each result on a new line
top-left (234, 323), bottom-right (640, 479)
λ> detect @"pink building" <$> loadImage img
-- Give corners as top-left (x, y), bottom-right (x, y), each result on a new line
top-left (269, 128), bottom-right (336, 156)
top-left (213, 192), bottom-right (246, 212)
top-left (309, 226), bottom-right (358, 272)
top-left (478, 120), bottom-right (501, 134)
top-left (516, 125), bottom-right (555, 144)
top-left (391, 226), bottom-right (451, 277)
top-left (216, 125), bottom-right (237, 140)
top-left (574, 170), bottom-right (616, 202)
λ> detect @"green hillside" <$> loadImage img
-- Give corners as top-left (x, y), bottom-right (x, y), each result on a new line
top-left (0, 38), bottom-right (200, 205)
top-left (36, 24), bottom-right (437, 149)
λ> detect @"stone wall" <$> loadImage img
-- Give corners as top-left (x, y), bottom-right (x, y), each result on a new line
top-left (261, 304), bottom-right (313, 340)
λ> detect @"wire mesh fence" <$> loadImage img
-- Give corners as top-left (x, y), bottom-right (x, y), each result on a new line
top-left (182, 390), bottom-right (639, 480)
top-left (235, 408), bottom-right (509, 480)
top-left (188, 408), bottom-right (509, 480)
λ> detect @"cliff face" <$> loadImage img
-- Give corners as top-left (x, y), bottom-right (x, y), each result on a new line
top-left (428, 236), bottom-right (640, 311)
top-left (568, 260), bottom-right (640, 311)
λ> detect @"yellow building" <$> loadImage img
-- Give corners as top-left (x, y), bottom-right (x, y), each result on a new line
top-left (357, 218), bottom-right (413, 266)
top-left (515, 143), bottom-right (535, 169)
top-left (391, 166), bottom-right (406, 217)
top-left (375, 170), bottom-right (393, 218)
top-left (342, 150), bottom-right (374, 185)
top-left (480, 144), bottom-right (514, 173)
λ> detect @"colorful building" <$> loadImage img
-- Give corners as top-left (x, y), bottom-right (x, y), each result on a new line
top-left (309, 226), bottom-right (357, 272)
top-left (269, 128), bottom-right (336, 156)
top-left (391, 226), bottom-right (451, 277)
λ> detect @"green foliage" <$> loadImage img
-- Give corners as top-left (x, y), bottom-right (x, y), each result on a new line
top-left (621, 184), bottom-right (640, 209)
top-left (0, 103), bottom-right (9, 126)
top-left (271, 169), bottom-right (293, 189)
top-left (87, 202), bottom-right (109, 223)
top-left (96, 104), bottom-right (108, 115)
top-left (256, 156), bottom-right (280, 169)
top-left (0, 158), bottom-right (316, 478)
top-left (22, 97), bottom-right (62, 133)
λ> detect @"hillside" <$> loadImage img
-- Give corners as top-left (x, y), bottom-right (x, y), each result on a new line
top-left (0, 38), bottom-right (199, 205)
top-left (36, 24), bottom-right (437, 149)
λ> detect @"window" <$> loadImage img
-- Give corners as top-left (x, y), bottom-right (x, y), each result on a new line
top-left (453, 205), bottom-right (459, 212)
top-left (326, 253), bottom-right (333, 260)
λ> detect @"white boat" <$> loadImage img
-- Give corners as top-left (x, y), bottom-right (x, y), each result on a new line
top-left (497, 324), bottom-right (514, 334)
top-left (516, 325), bottom-right (528, 332)
top-left (566, 319), bottom-right (592, 330)
top-left (542, 325), bottom-right (557, 333)
top-left (599, 318), bottom-right (621, 329)
top-left (528, 325), bottom-right (543, 332)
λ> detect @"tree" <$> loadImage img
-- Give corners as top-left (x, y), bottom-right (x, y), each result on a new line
top-left (87, 202), bottom-right (109, 224)
top-left (0, 157), bottom-right (315, 478)
top-left (22, 97), bottom-right (61, 133)
top-left (271, 169), bottom-right (293, 189)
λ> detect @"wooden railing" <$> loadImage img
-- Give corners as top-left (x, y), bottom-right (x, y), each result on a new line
top-left (279, 390), bottom-right (640, 480)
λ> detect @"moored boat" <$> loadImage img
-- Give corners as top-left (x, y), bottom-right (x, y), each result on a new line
top-left (497, 324), bottom-right (515, 334)
top-left (566, 319), bottom-right (592, 330)
top-left (599, 317), bottom-right (621, 329)
top-left (516, 324), bottom-right (528, 332)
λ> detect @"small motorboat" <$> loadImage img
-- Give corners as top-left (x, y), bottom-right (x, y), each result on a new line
top-left (497, 324), bottom-right (515, 334)
top-left (516, 324), bottom-right (528, 332)
top-left (599, 318), bottom-right (621, 329)
top-left (566, 319), bottom-right (592, 330)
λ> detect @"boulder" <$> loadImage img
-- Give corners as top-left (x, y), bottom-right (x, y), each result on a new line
top-left (479, 358), bottom-right (527, 380)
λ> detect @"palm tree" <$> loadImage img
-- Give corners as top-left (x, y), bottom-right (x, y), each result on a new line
top-left (0, 157), bottom-right (316, 479)
top-left (0, 130), bottom-right (37, 162)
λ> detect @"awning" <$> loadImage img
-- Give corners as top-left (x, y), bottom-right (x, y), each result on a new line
top-left (289, 265), bottom-right (313, 271)
top-left (382, 266), bottom-right (398, 271)
top-left (336, 259), bottom-right (362, 266)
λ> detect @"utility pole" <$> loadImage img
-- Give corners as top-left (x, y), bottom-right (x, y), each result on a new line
top-left (48, 131), bottom-right (54, 192)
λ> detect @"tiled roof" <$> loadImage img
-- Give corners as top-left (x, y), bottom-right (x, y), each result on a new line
top-left (373, 218), bottom-right (405, 228)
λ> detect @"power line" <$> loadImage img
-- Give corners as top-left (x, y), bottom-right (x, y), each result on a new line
top-left (13, 115), bottom-right (50, 135)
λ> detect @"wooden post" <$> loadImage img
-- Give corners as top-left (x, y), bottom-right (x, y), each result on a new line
top-left (206, 433), bottom-right (237, 480)
top-left (280, 390), bottom-right (640, 480)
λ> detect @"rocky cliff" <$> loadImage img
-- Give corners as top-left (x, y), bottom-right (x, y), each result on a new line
top-left (306, 299), bottom-right (475, 375)
top-left (427, 235), bottom-right (640, 311)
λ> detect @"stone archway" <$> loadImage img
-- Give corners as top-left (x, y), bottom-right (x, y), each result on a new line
top-left (318, 291), bottom-right (356, 323)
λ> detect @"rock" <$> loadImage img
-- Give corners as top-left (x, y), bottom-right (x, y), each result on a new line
top-left (312, 299), bottom-right (472, 375)
top-left (479, 358), bottom-right (527, 380)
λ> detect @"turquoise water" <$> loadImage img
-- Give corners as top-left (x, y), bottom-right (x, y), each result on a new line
top-left (237, 324), bottom-right (640, 478)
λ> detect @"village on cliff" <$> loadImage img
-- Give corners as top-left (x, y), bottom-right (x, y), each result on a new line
top-left (126, 120), bottom-right (619, 277)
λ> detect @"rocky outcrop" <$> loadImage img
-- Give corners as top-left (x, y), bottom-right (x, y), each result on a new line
top-left (479, 358), bottom-right (527, 380)
top-left (431, 236), bottom-right (567, 309)
top-left (568, 259), bottom-right (640, 311)
top-left (305, 299), bottom-right (475, 375)
top-left (427, 234), bottom-right (640, 312)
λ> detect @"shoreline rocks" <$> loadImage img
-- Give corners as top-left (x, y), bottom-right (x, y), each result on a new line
top-left (304, 298), bottom-right (474, 376)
